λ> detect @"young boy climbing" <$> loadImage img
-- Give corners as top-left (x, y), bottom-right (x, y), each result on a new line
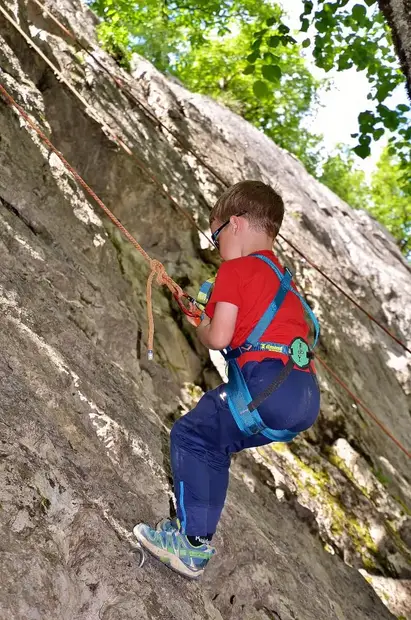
top-left (134, 180), bottom-right (321, 578)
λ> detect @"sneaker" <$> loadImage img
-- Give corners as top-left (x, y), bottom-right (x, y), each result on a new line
top-left (156, 517), bottom-right (178, 533)
top-left (133, 522), bottom-right (215, 579)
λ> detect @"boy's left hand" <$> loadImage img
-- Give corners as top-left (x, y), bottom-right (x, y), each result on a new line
top-left (186, 303), bottom-right (210, 327)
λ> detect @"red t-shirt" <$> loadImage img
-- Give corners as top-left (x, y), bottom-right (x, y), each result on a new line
top-left (205, 250), bottom-right (311, 369)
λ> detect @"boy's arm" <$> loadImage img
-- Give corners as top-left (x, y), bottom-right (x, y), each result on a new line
top-left (197, 301), bottom-right (238, 350)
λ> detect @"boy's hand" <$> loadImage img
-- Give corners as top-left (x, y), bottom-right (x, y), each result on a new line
top-left (185, 303), bottom-right (208, 327)
top-left (198, 315), bottom-right (211, 327)
top-left (191, 301), bottom-right (238, 350)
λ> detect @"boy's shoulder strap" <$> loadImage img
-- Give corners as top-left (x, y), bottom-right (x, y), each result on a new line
top-left (246, 254), bottom-right (293, 346)
top-left (244, 252), bottom-right (320, 349)
top-left (250, 252), bottom-right (284, 282)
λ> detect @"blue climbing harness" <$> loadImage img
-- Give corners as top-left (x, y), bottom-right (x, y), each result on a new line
top-left (221, 253), bottom-right (320, 442)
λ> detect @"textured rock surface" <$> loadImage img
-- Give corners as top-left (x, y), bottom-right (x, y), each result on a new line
top-left (0, 1), bottom-right (410, 618)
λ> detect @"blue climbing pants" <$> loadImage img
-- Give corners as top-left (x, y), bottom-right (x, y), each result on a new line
top-left (170, 358), bottom-right (320, 536)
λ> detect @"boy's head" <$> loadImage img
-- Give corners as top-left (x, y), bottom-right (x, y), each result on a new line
top-left (210, 180), bottom-right (284, 260)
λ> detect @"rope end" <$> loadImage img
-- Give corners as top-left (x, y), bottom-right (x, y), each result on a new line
top-left (147, 350), bottom-right (154, 361)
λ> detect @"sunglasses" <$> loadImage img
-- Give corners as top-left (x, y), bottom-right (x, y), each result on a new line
top-left (211, 212), bottom-right (246, 249)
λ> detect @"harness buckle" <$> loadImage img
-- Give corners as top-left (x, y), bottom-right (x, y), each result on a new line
top-left (241, 344), bottom-right (253, 353)
top-left (288, 337), bottom-right (312, 369)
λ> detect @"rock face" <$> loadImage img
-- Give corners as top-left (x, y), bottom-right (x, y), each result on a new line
top-left (0, 1), bottom-right (410, 619)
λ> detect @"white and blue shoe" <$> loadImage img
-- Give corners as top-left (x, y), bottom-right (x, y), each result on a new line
top-left (156, 517), bottom-right (178, 533)
top-left (133, 521), bottom-right (215, 579)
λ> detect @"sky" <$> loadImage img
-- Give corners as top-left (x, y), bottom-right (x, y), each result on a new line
top-left (280, 0), bottom-right (410, 177)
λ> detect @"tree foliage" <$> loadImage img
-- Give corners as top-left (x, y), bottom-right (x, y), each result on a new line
top-left (370, 148), bottom-right (411, 256)
top-left (89, 0), bottom-right (324, 172)
top-left (236, 1), bottom-right (410, 167)
top-left (297, 0), bottom-right (410, 164)
top-left (320, 145), bottom-right (371, 210)
top-left (320, 145), bottom-right (410, 258)
top-left (89, 0), bottom-right (410, 256)
top-left (90, 0), bottom-right (410, 168)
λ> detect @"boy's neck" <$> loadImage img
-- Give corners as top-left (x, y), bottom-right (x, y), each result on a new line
top-left (242, 235), bottom-right (275, 257)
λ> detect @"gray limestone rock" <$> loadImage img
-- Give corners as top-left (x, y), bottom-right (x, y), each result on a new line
top-left (0, 1), bottom-right (410, 618)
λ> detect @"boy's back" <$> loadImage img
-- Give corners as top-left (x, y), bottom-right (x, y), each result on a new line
top-left (206, 249), bottom-right (310, 367)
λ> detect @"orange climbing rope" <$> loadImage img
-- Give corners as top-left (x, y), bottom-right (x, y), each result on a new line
top-left (0, 82), bottom-right (200, 357)
top-left (28, 0), bottom-right (411, 357)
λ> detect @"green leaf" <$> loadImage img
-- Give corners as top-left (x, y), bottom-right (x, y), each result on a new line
top-left (316, 21), bottom-right (328, 33)
top-left (364, 0), bottom-right (376, 5)
top-left (278, 24), bottom-right (290, 34)
top-left (300, 18), bottom-right (310, 32)
top-left (268, 35), bottom-right (280, 47)
top-left (252, 38), bottom-right (262, 50)
top-left (266, 17), bottom-right (277, 27)
top-left (253, 80), bottom-right (270, 99)
top-left (243, 65), bottom-right (255, 75)
top-left (350, 133), bottom-right (359, 138)
top-left (262, 64), bottom-right (282, 82)
top-left (359, 133), bottom-right (372, 146)
top-left (263, 52), bottom-right (280, 63)
top-left (397, 104), bottom-right (410, 113)
top-left (283, 35), bottom-right (297, 44)
top-left (303, 1), bottom-right (314, 15)
top-left (358, 110), bottom-right (376, 126)
top-left (376, 103), bottom-right (390, 117)
top-left (377, 104), bottom-right (401, 130)
top-left (247, 51), bottom-right (260, 63)
top-left (353, 144), bottom-right (371, 159)
top-left (302, 38), bottom-right (310, 48)
top-left (314, 35), bottom-right (325, 51)
top-left (373, 127), bottom-right (385, 140)
top-left (338, 54), bottom-right (353, 70)
top-left (254, 29), bottom-right (268, 38)
top-left (375, 81), bottom-right (394, 102)
top-left (352, 4), bottom-right (367, 23)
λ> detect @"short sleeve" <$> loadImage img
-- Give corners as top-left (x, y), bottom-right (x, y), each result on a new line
top-left (205, 261), bottom-right (241, 318)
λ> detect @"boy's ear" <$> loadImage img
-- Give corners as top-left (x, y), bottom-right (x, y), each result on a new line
top-left (230, 214), bottom-right (243, 233)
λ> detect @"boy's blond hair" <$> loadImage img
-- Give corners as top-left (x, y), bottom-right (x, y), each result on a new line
top-left (210, 180), bottom-right (284, 238)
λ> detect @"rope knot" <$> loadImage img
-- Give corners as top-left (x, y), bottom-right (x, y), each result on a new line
top-left (150, 259), bottom-right (184, 299)
top-left (150, 259), bottom-right (168, 285)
